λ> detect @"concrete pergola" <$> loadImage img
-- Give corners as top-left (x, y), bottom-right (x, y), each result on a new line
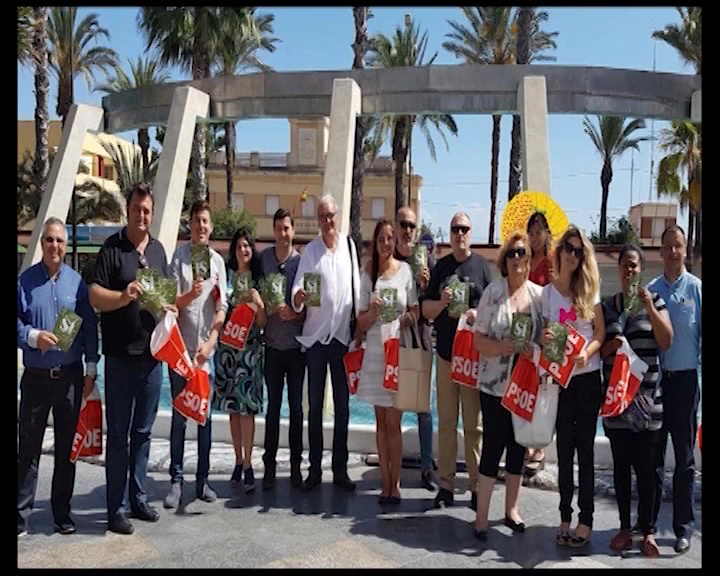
top-left (21, 64), bottom-right (701, 271)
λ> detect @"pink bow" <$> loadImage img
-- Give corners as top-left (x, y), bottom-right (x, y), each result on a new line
top-left (559, 307), bottom-right (577, 324)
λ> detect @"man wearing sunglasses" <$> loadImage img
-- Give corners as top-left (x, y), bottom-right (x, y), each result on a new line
top-left (422, 212), bottom-right (493, 511)
top-left (394, 206), bottom-right (437, 491)
top-left (89, 183), bottom-right (175, 535)
top-left (17, 217), bottom-right (100, 538)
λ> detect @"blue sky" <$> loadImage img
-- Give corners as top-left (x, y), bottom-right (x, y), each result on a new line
top-left (17, 7), bottom-right (693, 243)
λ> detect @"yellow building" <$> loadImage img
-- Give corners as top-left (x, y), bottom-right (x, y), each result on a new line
top-left (207, 119), bottom-right (423, 242)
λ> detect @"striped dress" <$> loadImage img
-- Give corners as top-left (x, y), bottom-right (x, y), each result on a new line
top-left (601, 291), bottom-right (666, 432)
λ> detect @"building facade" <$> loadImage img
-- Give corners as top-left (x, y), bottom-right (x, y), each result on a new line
top-left (207, 119), bottom-right (423, 242)
top-left (629, 202), bottom-right (678, 248)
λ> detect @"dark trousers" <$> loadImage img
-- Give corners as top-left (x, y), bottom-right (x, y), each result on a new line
top-left (606, 427), bottom-right (662, 535)
top-left (305, 339), bottom-right (349, 478)
top-left (168, 362), bottom-right (214, 485)
top-left (478, 391), bottom-right (526, 478)
top-left (556, 370), bottom-right (603, 528)
top-left (17, 363), bottom-right (83, 529)
top-left (651, 370), bottom-right (700, 538)
top-left (263, 346), bottom-right (305, 470)
top-left (104, 355), bottom-right (162, 519)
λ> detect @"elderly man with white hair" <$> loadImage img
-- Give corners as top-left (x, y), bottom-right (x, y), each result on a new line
top-left (291, 194), bottom-right (361, 492)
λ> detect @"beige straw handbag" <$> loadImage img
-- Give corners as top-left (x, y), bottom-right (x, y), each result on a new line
top-left (393, 317), bottom-right (433, 413)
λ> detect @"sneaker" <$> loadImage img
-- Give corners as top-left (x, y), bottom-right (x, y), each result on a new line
top-left (17, 526), bottom-right (28, 539)
top-left (164, 482), bottom-right (182, 509)
top-left (230, 463), bottom-right (243, 487)
top-left (53, 517), bottom-right (76, 535)
top-left (432, 487), bottom-right (454, 509)
top-left (197, 481), bottom-right (217, 502)
top-left (243, 467), bottom-right (255, 493)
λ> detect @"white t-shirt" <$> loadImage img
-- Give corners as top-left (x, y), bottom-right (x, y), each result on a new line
top-left (541, 283), bottom-right (601, 375)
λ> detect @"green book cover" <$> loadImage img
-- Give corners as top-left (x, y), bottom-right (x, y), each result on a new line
top-left (190, 244), bottom-right (211, 281)
top-left (511, 312), bottom-right (533, 353)
top-left (136, 268), bottom-right (162, 313)
top-left (232, 271), bottom-right (253, 305)
top-left (304, 273), bottom-right (321, 307)
top-left (52, 308), bottom-right (83, 352)
top-left (410, 244), bottom-right (428, 277)
top-left (447, 277), bottom-right (470, 319)
top-left (624, 274), bottom-right (644, 314)
top-left (543, 321), bottom-right (568, 364)
top-left (379, 287), bottom-right (398, 323)
top-left (261, 273), bottom-right (286, 314)
top-left (157, 277), bottom-right (177, 309)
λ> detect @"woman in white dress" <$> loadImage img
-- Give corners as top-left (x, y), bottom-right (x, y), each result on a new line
top-left (356, 218), bottom-right (418, 505)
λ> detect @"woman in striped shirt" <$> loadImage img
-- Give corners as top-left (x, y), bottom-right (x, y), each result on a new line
top-left (600, 244), bottom-right (673, 557)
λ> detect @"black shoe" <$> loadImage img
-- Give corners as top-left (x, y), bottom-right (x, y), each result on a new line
top-left (108, 514), bottom-right (134, 535)
top-left (262, 470), bottom-right (276, 491)
top-left (130, 503), bottom-right (160, 523)
top-left (470, 492), bottom-right (477, 511)
top-left (333, 475), bottom-right (356, 492)
top-left (54, 517), bottom-right (76, 535)
top-left (290, 468), bottom-right (303, 489)
top-left (504, 515), bottom-right (526, 533)
top-left (474, 528), bottom-right (488, 542)
top-left (433, 487), bottom-right (454, 509)
top-left (674, 536), bottom-right (691, 554)
top-left (420, 470), bottom-right (437, 492)
top-left (17, 525), bottom-right (28, 539)
top-left (301, 474), bottom-right (322, 492)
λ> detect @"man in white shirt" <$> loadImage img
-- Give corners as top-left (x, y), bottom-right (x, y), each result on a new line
top-left (292, 194), bottom-right (360, 492)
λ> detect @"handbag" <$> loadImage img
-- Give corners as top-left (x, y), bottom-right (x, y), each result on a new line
top-left (512, 374), bottom-right (560, 449)
top-left (393, 316), bottom-right (433, 413)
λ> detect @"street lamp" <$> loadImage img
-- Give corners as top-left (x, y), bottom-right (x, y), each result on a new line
top-left (405, 13), bottom-right (413, 209)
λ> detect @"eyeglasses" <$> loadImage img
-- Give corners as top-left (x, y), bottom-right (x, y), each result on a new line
top-left (506, 247), bottom-right (527, 259)
top-left (399, 221), bottom-right (417, 231)
top-left (451, 225), bottom-right (470, 235)
top-left (318, 212), bottom-right (336, 223)
top-left (138, 253), bottom-right (149, 268)
top-left (563, 241), bottom-right (584, 260)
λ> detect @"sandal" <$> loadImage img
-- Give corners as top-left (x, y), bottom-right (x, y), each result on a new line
top-left (556, 530), bottom-right (571, 545)
top-left (610, 529), bottom-right (633, 552)
top-left (569, 525), bottom-right (592, 548)
top-left (641, 535), bottom-right (660, 557)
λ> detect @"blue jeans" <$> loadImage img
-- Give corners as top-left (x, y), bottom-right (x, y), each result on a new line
top-left (417, 411), bottom-right (433, 473)
top-left (104, 356), bottom-right (162, 519)
top-left (169, 361), bottom-right (215, 485)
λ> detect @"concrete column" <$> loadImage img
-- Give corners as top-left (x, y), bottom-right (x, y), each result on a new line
top-left (691, 90), bottom-right (701, 123)
top-left (518, 76), bottom-right (552, 195)
top-left (21, 104), bottom-right (104, 273)
top-left (322, 78), bottom-right (361, 236)
top-left (150, 86), bottom-right (210, 258)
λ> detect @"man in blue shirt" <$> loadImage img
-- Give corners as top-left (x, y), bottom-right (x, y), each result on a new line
top-left (17, 217), bottom-right (100, 538)
top-left (647, 225), bottom-right (701, 554)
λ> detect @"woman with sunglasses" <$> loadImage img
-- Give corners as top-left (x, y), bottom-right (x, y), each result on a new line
top-left (601, 244), bottom-right (672, 557)
top-left (525, 212), bottom-right (554, 475)
top-left (213, 227), bottom-right (267, 494)
top-left (471, 231), bottom-right (544, 541)
top-left (542, 225), bottom-right (605, 548)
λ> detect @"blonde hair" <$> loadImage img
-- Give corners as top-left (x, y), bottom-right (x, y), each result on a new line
top-left (497, 230), bottom-right (530, 278)
top-left (552, 225), bottom-right (601, 321)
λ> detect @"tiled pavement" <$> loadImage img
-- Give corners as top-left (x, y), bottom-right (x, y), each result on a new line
top-left (18, 433), bottom-right (702, 569)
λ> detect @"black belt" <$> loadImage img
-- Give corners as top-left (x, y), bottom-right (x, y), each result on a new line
top-left (662, 369), bottom-right (697, 377)
top-left (24, 362), bottom-right (83, 380)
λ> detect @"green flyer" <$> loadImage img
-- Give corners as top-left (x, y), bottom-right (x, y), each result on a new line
top-left (510, 312), bottom-right (533, 353)
top-left (543, 321), bottom-right (568, 364)
top-left (190, 244), bottom-right (211, 281)
top-left (379, 287), bottom-right (398, 323)
top-left (52, 308), bottom-right (83, 352)
top-left (261, 273), bottom-right (286, 314)
top-left (447, 277), bottom-right (469, 319)
top-left (624, 274), bottom-right (644, 314)
top-left (304, 273), bottom-right (321, 307)
top-left (232, 271), bottom-right (253, 305)
top-left (410, 244), bottom-right (428, 277)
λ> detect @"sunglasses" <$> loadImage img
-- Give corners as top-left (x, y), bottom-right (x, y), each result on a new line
top-left (319, 212), bottom-right (336, 223)
top-left (506, 247), bottom-right (527, 259)
top-left (43, 236), bottom-right (66, 245)
top-left (451, 225), bottom-right (470, 235)
top-left (563, 241), bottom-right (584, 260)
top-left (138, 253), bottom-right (149, 269)
top-left (399, 221), bottom-right (417, 231)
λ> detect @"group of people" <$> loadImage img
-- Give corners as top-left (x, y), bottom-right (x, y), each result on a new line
top-left (17, 182), bottom-right (700, 560)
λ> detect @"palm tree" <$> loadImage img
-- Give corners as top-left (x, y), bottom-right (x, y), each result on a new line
top-left (138, 7), bottom-right (261, 202)
top-left (443, 8), bottom-right (513, 244)
top-left (652, 7), bottom-right (701, 74)
top-left (47, 7), bottom-right (118, 269)
top-left (369, 20), bottom-right (459, 215)
top-left (211, 9), bottom-right (278, 208)
top-left (507, 8), bottom-right (558, 201)
top-left (32, 8), bottom-right (50, 200)
top-left (350, 7), bottom-right (372, 250)
top-left (656, 121), bottom-right (701, 270)
top-left (583, 116), bottom-right (648, 241)
top-left (18, 7), bottom-right (33, 65)
top-left (95, 56), bottom-right (170, 182)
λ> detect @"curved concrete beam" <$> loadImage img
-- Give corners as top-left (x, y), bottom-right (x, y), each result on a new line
top-left (101, 64), bottom-right (701, 133)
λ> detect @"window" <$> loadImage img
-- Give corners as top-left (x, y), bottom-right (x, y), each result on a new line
top-left (266, 195), bottom-right (279, 216)
top-left (371, 197), bottom-right (386, 219)
top-left (652, 217), bottom-right (666, 240)
top-left (640, 217), bottom-right (652, 238)
top-left (104, 166), bottom-right (114, 181)
top-left (232, 193), bottom-right (244, 211)
top-left (301, 195), bottom-right (315, 218)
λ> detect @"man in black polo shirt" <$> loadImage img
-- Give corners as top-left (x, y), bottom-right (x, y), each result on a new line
top-left (422, 212), bottom-right (492, 511)
top-left (89, 183), bottom-right (174, 535)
